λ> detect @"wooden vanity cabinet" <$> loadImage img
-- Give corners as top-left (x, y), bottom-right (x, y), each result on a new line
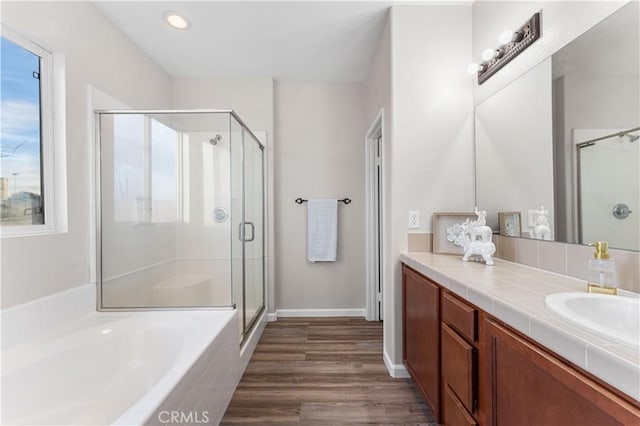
top-left (401, 262), bottom-right (640, 426)
top-left (485, 317), bottom-right (640, 426)
top-left (402, 265), bottom-right (441, 421)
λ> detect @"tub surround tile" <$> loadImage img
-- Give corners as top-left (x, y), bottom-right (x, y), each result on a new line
top-left (1, 284), bottom-right (96, 350)
top-left (146, 311), bottom-right (245, 426)
top-left (399, 252), bottom-right (640, 402)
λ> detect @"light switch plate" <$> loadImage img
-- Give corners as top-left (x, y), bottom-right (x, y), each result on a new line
top-left (408, 211), bottom-right (420, 229)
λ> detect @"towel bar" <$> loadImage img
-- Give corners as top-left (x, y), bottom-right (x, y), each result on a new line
top-left (295, 198), bottom-right (351, 205)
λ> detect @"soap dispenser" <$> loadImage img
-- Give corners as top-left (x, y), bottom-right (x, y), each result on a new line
top-left (587, 241), bottom-right (618, 295)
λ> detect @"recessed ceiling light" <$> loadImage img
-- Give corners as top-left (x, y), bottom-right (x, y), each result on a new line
top-left (163, 11), bottom-right (191, 30)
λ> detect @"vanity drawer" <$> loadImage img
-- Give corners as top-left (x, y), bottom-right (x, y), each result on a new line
top-left (444, 384), bottom-right (477, 426)
top-left (442, 323), bottom-right (477, 413)
top-left (442, 291), bottom-right (477, 342)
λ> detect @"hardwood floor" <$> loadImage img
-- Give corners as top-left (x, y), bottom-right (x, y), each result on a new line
top-left (221, 317), bottom-right (436, 425)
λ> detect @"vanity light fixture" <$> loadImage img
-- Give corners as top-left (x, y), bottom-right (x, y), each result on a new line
top-left (163, 11), bottom-right (191, 30)
top-left (471, 11), bottom-right (541, 85)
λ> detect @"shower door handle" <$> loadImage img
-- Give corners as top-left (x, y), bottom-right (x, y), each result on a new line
top-left (239, 222), bottom-right (255, 242)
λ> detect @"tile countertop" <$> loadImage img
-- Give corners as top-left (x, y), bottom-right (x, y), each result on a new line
top-left (400, 252), bottom-right (640, 402)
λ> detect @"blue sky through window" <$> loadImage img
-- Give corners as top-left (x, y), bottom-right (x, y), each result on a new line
top-left (0, 35), bottom-right (42, 197)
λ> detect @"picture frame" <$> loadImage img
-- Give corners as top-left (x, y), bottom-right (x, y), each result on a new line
top-left (498, 211), bottom-right (522, 237)
top-left (432, 212), bottom-right (477, 255)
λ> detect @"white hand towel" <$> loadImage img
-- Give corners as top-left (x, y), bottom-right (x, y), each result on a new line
top-left (307, 199), bottom-right (338, 262)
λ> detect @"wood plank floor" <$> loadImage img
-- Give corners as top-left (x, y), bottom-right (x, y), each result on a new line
top-left (221, 317), bottom-right (436, 425)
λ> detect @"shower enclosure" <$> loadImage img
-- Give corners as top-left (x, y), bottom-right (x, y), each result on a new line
top-left (96, 110), bottom-right (265, 339)
top-left (577, 127), bottom-right (639, 251)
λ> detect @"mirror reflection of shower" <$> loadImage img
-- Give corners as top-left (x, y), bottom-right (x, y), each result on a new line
top-left (624, 132), bottom-right (639, 143)
top-left (577, 126), bottom-right (640, 251)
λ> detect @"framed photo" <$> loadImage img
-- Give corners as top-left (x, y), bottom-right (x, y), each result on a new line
top-left (498, 211), bottom-right (522, 237)
top-left (432, 212), bottom-right (477, 255)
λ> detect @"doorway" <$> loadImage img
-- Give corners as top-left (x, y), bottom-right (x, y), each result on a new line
top-left (365, 110), bottom-right (384, 321)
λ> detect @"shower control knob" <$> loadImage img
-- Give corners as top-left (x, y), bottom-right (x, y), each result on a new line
top-left (213, 207), bottom-right (229, 222)
top-left (612, 203), bottom-right (632, 220)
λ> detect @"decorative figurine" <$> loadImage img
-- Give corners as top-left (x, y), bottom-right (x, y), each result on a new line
top-left (532, 205), bottom-right (551, 240)
top-left (447, 207), bottom-right (496, 266)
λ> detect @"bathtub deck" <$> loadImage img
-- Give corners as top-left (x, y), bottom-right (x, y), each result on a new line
top-left (221, 317), bottom-right (435, 424)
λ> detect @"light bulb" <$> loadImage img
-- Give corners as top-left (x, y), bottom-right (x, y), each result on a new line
top-left (467, 63), bottom-right (480, 74)
top-left (499, 30), bottom-right (514, 44)
top-left (163, 11), bottom-right (191, 30)
top-left (482, 49), bottom-right (496, 61)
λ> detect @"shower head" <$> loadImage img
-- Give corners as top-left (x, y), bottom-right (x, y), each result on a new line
top-left (209, 134), bottom-right (223, 145)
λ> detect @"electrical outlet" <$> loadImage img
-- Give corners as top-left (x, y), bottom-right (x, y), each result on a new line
top-left (408, 211), bottom-right (420, 229)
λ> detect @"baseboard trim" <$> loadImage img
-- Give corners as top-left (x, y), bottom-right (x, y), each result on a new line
top-left (266, 312), bottom-right (278, 322)
top-left (384, 349), bottom-right (409, 378)
top-left (274, 308), bottom-right (365, 318)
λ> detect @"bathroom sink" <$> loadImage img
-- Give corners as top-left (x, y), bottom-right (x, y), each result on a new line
top-left (544, 292), bottom-right (640, 348)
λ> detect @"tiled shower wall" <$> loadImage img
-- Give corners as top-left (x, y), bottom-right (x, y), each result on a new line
top-left (407, 232), bottom-right (640, 293)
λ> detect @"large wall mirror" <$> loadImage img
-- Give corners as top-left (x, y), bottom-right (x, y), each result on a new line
top-left (475, 1), bottom-right (639, 251)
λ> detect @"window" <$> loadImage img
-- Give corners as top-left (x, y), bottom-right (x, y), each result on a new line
top-left (112, 115), bottom-right (178, 224)
top-left (0, 28), bottom-right (64, 237)
top-left (0, 35), bottom-right (43, 227)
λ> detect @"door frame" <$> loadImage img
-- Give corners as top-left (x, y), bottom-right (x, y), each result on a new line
top-left (365, 109), bottom-right (385, 321)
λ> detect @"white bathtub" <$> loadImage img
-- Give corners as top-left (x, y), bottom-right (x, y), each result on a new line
top-left (1, 309), bottom-right (238, 425)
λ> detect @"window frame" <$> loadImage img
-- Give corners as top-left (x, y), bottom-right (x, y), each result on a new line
top-left (1, 26), bottom-right (66, 238)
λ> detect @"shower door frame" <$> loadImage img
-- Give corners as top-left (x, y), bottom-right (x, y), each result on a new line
top-left (94, 110), bottom-right (266, 322)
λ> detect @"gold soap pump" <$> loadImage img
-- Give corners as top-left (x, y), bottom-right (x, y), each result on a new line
top-left (587, 241), bottom-right (618, 295)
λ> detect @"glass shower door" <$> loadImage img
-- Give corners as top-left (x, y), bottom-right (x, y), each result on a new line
top-left (243, 130), bottom-right (265, 333)
top-left (230, 116), bottom-right (265, 339)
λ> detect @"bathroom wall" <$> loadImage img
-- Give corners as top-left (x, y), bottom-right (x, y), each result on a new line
top-left (274, 82), bottom-right (366, 313)
top-left (472, 0), bottom-right (628, 105)
top-left (387, 5), bottom-right (474, 368)
top-left (171, 77), bottom-right (276, 314)
top-left (0, 1), bottom-right (171, 308)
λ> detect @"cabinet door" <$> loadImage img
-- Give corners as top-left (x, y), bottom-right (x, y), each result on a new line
top-left (403, 265), bottom-right (440, 420)
top-left (485, 318), bottom-right (640, 426)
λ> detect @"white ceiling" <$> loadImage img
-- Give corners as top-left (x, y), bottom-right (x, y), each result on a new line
top-left (93, 1), bottom-right (395, 82)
